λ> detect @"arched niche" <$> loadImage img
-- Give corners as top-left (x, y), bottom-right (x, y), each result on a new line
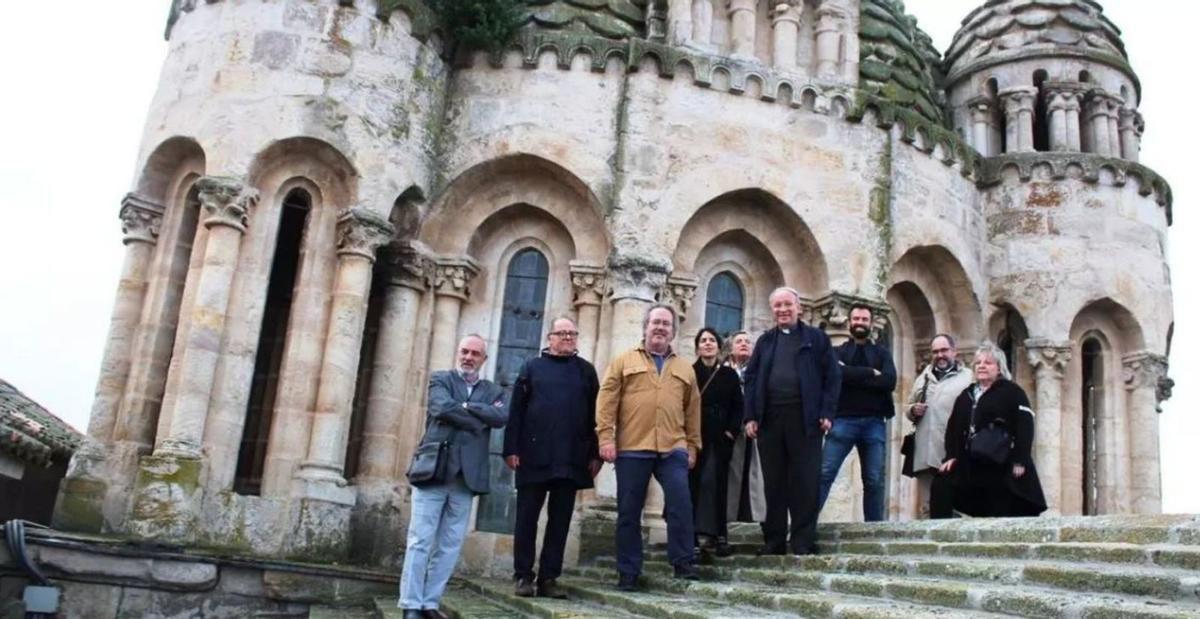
top-left (988, 303), bottom-right (1034, 395)
top-left (1061, 297), bottom-right (1146, 515)
top-left (422, 154), bottom-right (609, 264)
top-left (682, 229), bottom-right (786, 353)
top-left (672, 189), bottom-right (828, 301)
top-left (890, 245), bottom-right (982, 347)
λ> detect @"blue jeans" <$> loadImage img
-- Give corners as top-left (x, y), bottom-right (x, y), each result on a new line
top-left (398, 476), bottom-right (474, 610)
top-left (818, 417), bottom-right (887, 522)
top-left (615, 450), bottom-right (694, 576)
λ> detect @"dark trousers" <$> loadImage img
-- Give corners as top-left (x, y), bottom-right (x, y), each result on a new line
top-left (615, 451), bottom-right (694, 576)
top-left (689, 434), bottom-right (733, 539)
top-left (513, 479), bottom-right (577, 582)
top-left (929, 473), bottom-right (955, 519)
top-left (757, 426), bottom-right (823, 554)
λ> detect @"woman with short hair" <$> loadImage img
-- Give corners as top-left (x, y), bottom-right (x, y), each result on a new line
top-left (939, 342), bottom-right (1047, 517)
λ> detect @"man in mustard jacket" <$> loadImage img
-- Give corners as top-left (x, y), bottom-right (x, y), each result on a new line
top-left (596, 304), bottom-right (702, 591)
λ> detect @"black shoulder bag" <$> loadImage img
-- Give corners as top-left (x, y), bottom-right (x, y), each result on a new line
top-left (966, 387), bottom-right (1013, 466)
top-left (899, 376), bottom-right (926, 478)
top-left (406, 420), bottom-right (455, 487)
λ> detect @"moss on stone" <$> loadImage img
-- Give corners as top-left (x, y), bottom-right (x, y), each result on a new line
top-left (886, 580), bottom-right (970, 607)
top-left (53, 477), bottom-right (107, 534)
top-left (1022, 565), bottom-right (1179, 598)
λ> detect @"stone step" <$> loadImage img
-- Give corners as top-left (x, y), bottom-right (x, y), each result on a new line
top-left (555, 574), bottom-right (804, 618)
top-left (561, 569), bottom-right (1005, 618)
top-left (821, 538), bottom-right (1200, 571)
top-left (637, 548), bottom-right (1200, 602)
top-left (458, 577), bottom-right (648, 618)
top-left (311, 605), bottom-right (375, 618)
top-left (374, 582), bottom-right (532, 619)
top-left (575, 559), bottom-right (1200, 618)
top-left (808, 515), bottom-right (1200, 547)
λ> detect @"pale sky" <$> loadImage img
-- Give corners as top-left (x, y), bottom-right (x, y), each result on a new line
top-left (0, 2), bottom-right (1195, 512)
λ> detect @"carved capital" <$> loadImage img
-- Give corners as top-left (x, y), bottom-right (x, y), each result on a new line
top-left (728, 0), bottom-right (757, 15)
top-left (432, 256), bottom-right (480, 301)
top-left (607, 253), bottom-right (670, 303)
top-left (1043, 83), bottom-right (1085, 113)
top-left (966, 96), bottom-right (993, 123)
top-left (999, 87), bottom-right (1038, 116)
top-left (569, 261), bottom-right (608, 308)
top-left (815, 5), bottom-right (846, 31)
top-left (808, 292), bottom-right (890, 336)
top-left (335, 207), bottom-right (394, 262)
top-left (197, 176), bottom-right (257, 233)
top-left (377, 242), bottom-right (433, 291)
top-left (1025, 339), bottom-right (1073, 377)
top-left (1119, 108), bottom-right (1145, 135)
top-left (1086, 90), bottom-right (1123, 119)
top-left (1122, 352), bottom-right (1171, 410)
top-left (658, 273), bottom-right (699, 321)
top-left (771, 0), bottom-right (802, 24)
top-left (119, 193), bottom-right (165, 246)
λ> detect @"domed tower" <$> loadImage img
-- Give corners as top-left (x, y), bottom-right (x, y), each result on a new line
top-left (945, 1), bottom-right (1172, 516)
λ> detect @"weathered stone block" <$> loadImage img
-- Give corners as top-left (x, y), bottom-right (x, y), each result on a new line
top-left (128, 454), bottom-right (204, 545)
top-left (1022, 565), bottom-right (1179, 598)
top-left (261, 570), bottom-right (393, 605)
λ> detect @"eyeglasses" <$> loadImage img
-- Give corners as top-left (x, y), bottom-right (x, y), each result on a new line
top-left (550, 331), bottom-right (579, 338)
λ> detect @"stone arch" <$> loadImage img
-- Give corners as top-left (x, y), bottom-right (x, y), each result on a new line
top-left (389, 185), bottom-right (425, 242)
top-left (988, 303), bottom-right (1033, 393)
top-left (669, 188), bottom-right (829, 300)
top-left (422, 154), bottom-right (609, 264)
top-left (1061, 297), bottom-right (1146, 515)
top-left (884, 279), bottom-right (937, 521)
top-left (135, 136), bottom-right (206, 205)
top-left (889, 246), bottom-right (982, 346)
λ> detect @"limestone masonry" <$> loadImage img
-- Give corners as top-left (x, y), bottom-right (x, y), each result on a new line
top-left (54, 0), bottom-right (1174, 576)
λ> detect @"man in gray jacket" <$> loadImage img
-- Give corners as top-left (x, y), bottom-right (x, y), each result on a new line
top-left (905, 333), bottom-right (971, 519)
top-left (399, 334), bottom-right (507, 619)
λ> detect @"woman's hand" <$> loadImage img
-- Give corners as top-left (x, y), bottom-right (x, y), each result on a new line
top-left (1012, 463), bottom-right (1026, 478)
top-left (938, 458), bottom-right (956, 474)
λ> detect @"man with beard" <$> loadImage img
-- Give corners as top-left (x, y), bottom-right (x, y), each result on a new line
top-left (743, 287), bottom-right (840, 556)
top-left (504, 317), bottom-right (601, 599)
top-left (400, 335), bottom-right (507, 619)
top-left (817, 304), bottom-right (897, 522)
top-left (597, 304), bottom-right (701, 590)
top-left (906, 333), bottom-right (972, 518)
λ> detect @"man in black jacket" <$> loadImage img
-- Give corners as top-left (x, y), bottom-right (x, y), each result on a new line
top-left (817, 304), bottom-right (897, 522)
top-left (503, 317), bottom-right (601, 599)
top-left (743, 287), bottom-right (841, 555)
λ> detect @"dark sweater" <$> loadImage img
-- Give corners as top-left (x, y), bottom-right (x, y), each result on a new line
top-left (502, 350), bottom-right (600, 489)
top-left (766, 327), bottom-right (805, 408)
top-left (835, 340), bottom-right (897, 418)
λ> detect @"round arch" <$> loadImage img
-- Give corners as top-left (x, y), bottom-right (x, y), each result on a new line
top-left (889, 245), bottom-right (983, 345)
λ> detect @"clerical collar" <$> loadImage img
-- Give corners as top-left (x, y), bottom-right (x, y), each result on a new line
top-left (779, 321), bottom-right (800, 334)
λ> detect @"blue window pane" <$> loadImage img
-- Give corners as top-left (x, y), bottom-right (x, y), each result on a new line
top-left (477, 248), bottom-right (548, 534)
top-left (705, 272), bottom-right (744, 337)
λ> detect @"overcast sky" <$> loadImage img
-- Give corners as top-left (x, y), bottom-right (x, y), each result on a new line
top-left (0, 2), bottom-right (1195, 512)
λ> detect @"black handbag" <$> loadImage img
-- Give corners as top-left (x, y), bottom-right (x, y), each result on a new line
top-left (406, 440), bottom-right (450, 486)
top-left (967, 422), bottom-right (1012, 465)
top-left (900, 433), bottom-right (916, 477)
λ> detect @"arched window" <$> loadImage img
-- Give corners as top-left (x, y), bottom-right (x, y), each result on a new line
top-left (705, 272), bottom-right (744, 337)
top-left (477, 248), bottom-right (549, 534)
top-left (234, 188), bottom-right (311, 495)
top-left (1033, 69), bottom-right (1049, 152)
top-left (1080, 337), bottom-right (1104, 515)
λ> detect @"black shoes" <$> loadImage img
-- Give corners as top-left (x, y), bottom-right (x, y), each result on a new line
top-left (713, 536), bottom-right (733, 557)
top-left (402, 610), bottom-right (422, 619)
top-left (514, 576), bottom-right (536, 597)
top-left (756, 543), bottom-right (787, 556)
top-left (673, 562), bottom-right (700, 580)
top-left (617, 573), bottom-right (639, 591)
top-left (538, 578), bottom-right (568, 599)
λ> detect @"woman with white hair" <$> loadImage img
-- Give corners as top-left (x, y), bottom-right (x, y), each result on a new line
top-left (938, 342), bottom-right (1047, 517)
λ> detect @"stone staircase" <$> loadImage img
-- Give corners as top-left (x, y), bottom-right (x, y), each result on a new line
top-left (372, 513), bottom-right (1200, 618)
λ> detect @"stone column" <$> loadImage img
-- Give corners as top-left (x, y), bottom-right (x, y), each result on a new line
top-left (691, 0), bottom-right (713, 46)
top-left (1119, 108), bottom-right (1144, 162)
top-left (659, 273), bottom-right (698, 354)
top-left (1000, 87), bottom-right (1038, 153)
top-left (86, 195), bottom-right (165, 450)
top-left (727, 0), bottom-right (757, 58)
top-left (1044, 84), bottom-right (1084, 151)
top-left (1086, 92), bottom-right (1114, 156)
top-left (54, 195), bottom-right (163, 533)
top-left (815, 6), bottom-right (846, 78)
top-left (1026, 340), bottom-right (1072, 516)
top-left (570, 262), bottom-right (607, 363)
top-left (128, 176), bottom-right (256, 543)
top-left (1106, 99), bottom-right (1122, 158)
top-left (770, 1), bottom-right (803, 71)
top-left (351, 244), bottom-right (427, 564)
top-left (154, 177), bottom-right (257, 458)
top-left (667, 0), bottom-right (693, 46)
top-left (967, 96), bottom-right (994, 156)
top-left (294, 208), bottom-right (394, 491)
top-left (427, 257), bottom-right (480, 371)
top-left (1122, 352), bottom-right (1169, 514)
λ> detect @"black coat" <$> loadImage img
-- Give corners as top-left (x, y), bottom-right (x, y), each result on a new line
top-left (693, 360), bottom-right (744, 447)
top-left (743, 322), bottom-right (841, 437)
top-left (503, 350), bottom-right (600, 489)
top-left (834, 340), bottom-right (897, 418)
top-left (944, 379), bottom-right (1047, 516)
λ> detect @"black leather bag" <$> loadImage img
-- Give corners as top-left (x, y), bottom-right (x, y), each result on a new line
top-left (967, 421), bottom-right (1012, 465)
top-left (406, 440), bottom-right (450, 487)
top-left (900, 433), bottom-right (916, 477)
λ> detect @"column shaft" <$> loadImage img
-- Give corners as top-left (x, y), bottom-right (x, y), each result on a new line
top-left (1066, 104), bottom-right (1082, 151)
top-left (771, 3), bottom-right (801, 70)
top-left (1027, 342), bottom-right (1071, 516)
top-left (1000, 87), bottom-right (1037, 153)
top-left (667, 0), bottom-right (693, 46)
top-left (1049, 108), bottom-right (1068, 151)
top-left (1089, 98), bottom-right (1112, 156)
top-left (691, 0), bottom-right (713, 44)
top-left (1123, 353), bottom-right (1168, 514)
top-left (815, 9), bottom-right (843, 77)
top-left (1119, 109), bottom-right (1142, 162)
top-left (728, 0), bottom-right (757, 57)
top-left (427, 258), bottom-right (480, 374)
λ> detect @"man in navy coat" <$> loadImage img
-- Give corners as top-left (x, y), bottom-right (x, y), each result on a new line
top-left (743, 287), bottom-right (841, 556)
top-left (503, 317), bottom-right (601, 599)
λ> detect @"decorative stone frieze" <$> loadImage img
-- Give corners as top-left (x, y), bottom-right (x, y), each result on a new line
top-left (334, 208), bottom-right (394, 262)
top-left (197, 176), bottom-right (257, 233)
top-left (1122, 352), bottom-right (1172, 410)
top-left (658, 273), bottom-right (699, 320)
top-left (119, 194), bottom-right (165, 246)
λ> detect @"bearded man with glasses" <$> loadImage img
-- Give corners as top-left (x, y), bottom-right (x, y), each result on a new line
top-left (503, 317), bottom-right (602, 599)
